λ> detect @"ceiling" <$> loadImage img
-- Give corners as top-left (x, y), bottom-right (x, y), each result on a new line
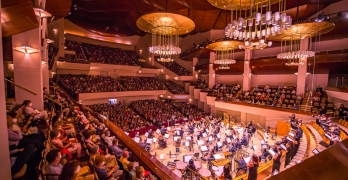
top-left (66, 0), bottom-right (341, 37)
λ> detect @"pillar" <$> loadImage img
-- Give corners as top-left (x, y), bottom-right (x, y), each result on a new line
top-left (243, 49), bottom-right (252, 91)
top-left (0, 1), bottom-right (12, 179)
top-left (297, 38), bottom-right (309, 95)
top-left (57, 18), bottom-right (65, 59)
top-left (209, 52), bottom-right (216, 88)
top-left (193, 57), bottom-right (198, 82)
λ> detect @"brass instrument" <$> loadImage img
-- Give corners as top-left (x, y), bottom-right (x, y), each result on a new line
top-left (211, 158), bottom-right (231, 167)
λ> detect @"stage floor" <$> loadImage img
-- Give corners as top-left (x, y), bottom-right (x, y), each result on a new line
top-left (134, 124), bottom-right (282, 179)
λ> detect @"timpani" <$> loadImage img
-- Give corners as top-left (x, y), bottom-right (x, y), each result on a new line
top-left (176, 161), bottom-right (187, 170)
top-left (199, 168), bottom-right (212, 179)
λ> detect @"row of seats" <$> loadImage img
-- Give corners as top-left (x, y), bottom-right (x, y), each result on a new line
top-left (285, 125), bottom-right (309, 169)
top-left (157, 61), bottom-right (192, 76)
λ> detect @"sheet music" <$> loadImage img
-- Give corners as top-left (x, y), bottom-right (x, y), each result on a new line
top-left (164, 134), bottom-right (170, 139)
top-left (203, 133), bottom-right (207, 137)
top-left (186, 136), bottom-right (191, 140)
top-left (226, 138), bottom-right (231, 143)
top-left (145, 132), bottom-right (149, 137)
top-left (217, 142), bottom-right (222, 147)
top-left (213, 154), bottom-right (222, 160)
top-left (243, 157), bottom-right (251, 163)
top-left (153, 138), bottom-right (157, 143)
top-left (167, 127), bottom-right (171, 131)
top-left (252, 145), bottom-right (258, 151)
top-left (286, 137), bottom-right (293, 142)
top-left (174, 136), bottom-right (180, 141)
top-left (209, 136), bottom-right (214, 141)
top-left (268, 149), bottom-right (276, 156)
top-left (197, 140), bottom-right (204, 146)
top-left (134, 137), bottom-right (140, 143)
top-left (160, 154), bottom-right (165, 160)
top-left (146, 138), bottom-right (153, 144)
top-left (289, 132), bottom-right (295, 137)
top-left (280, 144), bottom-right (287, 150)
top-left (156, 129), bottom-right (160, 134)
top-left (217, 134), bottom-right (220, 139)
top-left (205, 129), bottom-right (209, 133)
top-left (184, 155), bottom-right (192, 162)
top-left (201, 146), bottom-right (208, 151)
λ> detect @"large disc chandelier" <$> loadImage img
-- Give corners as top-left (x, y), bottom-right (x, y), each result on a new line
top-left (206, 40), bottom-right (243, 69)
top-left (136, 12), bottom-right (195, 62)
top-left (208, 0), bottom-right (292, 50)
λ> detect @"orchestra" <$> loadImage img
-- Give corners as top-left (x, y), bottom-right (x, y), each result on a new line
top-left (128, 114), bottom-right (308, 179)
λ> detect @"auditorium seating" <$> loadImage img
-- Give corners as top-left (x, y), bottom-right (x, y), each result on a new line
top-left (86, 103), bottom-right (152, 132)
top-left (157, 61), bottom-right (192, 76)
top-left (163, 80), bottom-right (187, 94)
top-left (190, 79), bottom-right (208, 89)
top-left (210, 83), bottom-right (242, 101)
top-left (286, 125), bottom-right (309, 169)
top-left (56, 74), bottom-right (125, 97)
top-left (306, 123), bottom-right (328, 151)
top-left (119, 76), bottom-right (166, 91)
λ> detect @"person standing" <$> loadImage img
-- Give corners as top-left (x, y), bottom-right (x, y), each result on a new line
top-left (285, 141), bottom-right (294, 167)
top-left (247, 155), bottom-right (259, 180)
top-left (272, 147), bottom-right (282, 174)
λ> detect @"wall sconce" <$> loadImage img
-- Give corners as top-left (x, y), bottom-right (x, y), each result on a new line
top-left (42, 61), bottom-right (47, 64)
top-left (13, 46), bottom-right (40, 54)
top-left (47, 39), bottom-right (54, 44)
top-left (139, 49), bottom-right (143, 53)
top-left (245, 61), bottom-right (249, 64)
top-left (209, 64), bottom-right (213, 66)
top-left (294, 72), bottom-right (311, 76)
top-left (138, 70), bottom-right (142, 73)
top-left (33, 8), bottom-right (52, 18)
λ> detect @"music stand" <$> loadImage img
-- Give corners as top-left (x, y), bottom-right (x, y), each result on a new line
top-left (183, 155), bottom-right (192, 163)
top-left (160, 154), bottom-right (165, 163)
top-left (280, 144), bottom-right (287, 151)
top-left (134, 137), bottom-right (140, 143)
top-left (312, 148), bottom-right (320, 155)
top-left (213, 154), bottom-right (222, 160)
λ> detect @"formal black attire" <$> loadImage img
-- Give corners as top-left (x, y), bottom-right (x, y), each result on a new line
top-left (248, 163), bottom-right (259, 180)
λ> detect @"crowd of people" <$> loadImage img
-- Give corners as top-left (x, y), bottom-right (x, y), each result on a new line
top-left (172, 102), bottom-right (205, 120)
top-left (119, 76), bottom-right (166, 91)
top-left (86, 102), bottom-right (153, 132)
top-left (64, 54), bottom-right (76, 62)
top-left (65, 40), bottom-right (78, 51)
top-left (163, 80), bottom-right (187, 94)
top-left (210, 83), bottom-right (242, 101)
top-left (81, 43), bottom-right (141, 66)
top-left (190, 78), bottom-right (208, 89)
top-left (56, 74), bottom-right (125, 97)
top-left (157, 61), bottom-right (192, 76)
top-left (236, 84), bottom-right (302, 109)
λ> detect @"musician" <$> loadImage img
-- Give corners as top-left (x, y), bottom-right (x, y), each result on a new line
top-left (240, 135), bottom-right (249, 148)
top-left (160, 126), bottom-right (166, 136)
top-left (147, 129), bottom-right (154, 138)
top-left (247, 155), bottom-right (259, 180)
top-left (185, 159), bottom-right (196, 179)
top-left (271, 146), bottom-right (282, 174)
top-left (284, 141), bottom-right (294, 167)
top-left (179, 128), bottom-right (184, 137)
top-left (198, 130), bottom-right (204, 140)
top-left (158, 135), bottom-right (167, 148)
top-left (236, 155), bottom-right (247, 175)
top-left (289, 114), bottom-right (296, 122)
top-left (223, 163), bottom-right (232, 180)
top-left (139, 140), bottom-right (146, 148)
top-left (259, 148), bottom-right (270, 162)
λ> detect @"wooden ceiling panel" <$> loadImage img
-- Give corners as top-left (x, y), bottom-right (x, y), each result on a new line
top-left (1, 0), bottom-right (38, 37)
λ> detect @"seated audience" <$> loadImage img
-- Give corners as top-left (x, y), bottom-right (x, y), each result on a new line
top-left (50, 129), bottom-right (82, 159)
top-left (94, 154), bottom-right (123, 180)
top-left (163, 80), bottom-right (187, 94)
top-left (157, 61), bottom-right (192, 76)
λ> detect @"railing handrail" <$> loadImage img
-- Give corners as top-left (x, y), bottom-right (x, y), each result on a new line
top-left (4, 78), bottom-right (37, 95)
top-left (185, 167), bottom-right (208, 180)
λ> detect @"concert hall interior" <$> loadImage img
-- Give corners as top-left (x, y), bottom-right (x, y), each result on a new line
top-left (2, 0), bottom-right (348, 180)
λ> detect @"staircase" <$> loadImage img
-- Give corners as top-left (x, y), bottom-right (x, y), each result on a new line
top-left (299, 90), bottom-right (314, 113)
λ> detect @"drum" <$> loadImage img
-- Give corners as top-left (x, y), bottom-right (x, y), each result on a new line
top-left (199, 168), bottom-right (211, 179)
top-left (173, 169), bottom-right (182, 177)
top-left (176, 161), bottom-right (187, 170)
top-left (194, 161), bottom-right (202, 169)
